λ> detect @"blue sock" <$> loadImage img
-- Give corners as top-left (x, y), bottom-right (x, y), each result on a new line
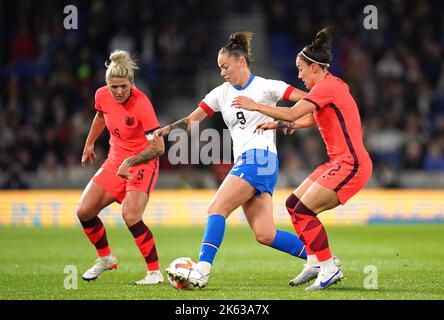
top-left (271, 230), bottom-right (307, 260)
top-left (199, 214), bottom-right (226, 264)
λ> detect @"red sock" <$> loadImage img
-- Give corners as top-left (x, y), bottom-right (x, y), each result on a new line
top-left (285, 193), bottom-right (299, 217)
top-left (80, 217), bottom-right (111, 257)
top-left (128, 220), bottom-right (159, 271)
top-left (285, 193), bottom-right (314, 254)
top-left (292, 201), bottom-right (332, 261)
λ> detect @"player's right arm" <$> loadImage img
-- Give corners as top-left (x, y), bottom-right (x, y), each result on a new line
top-left (287, 86), bottom-right (307, 102)
top-left (81, 111), bottom-right (106, 166)
top-left (153, 107), bottom-right (207, 139)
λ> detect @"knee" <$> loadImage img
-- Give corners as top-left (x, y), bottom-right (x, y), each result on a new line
top-left (285, 193), bottom-right (299, 214)
top-left (76, 205), bottom-right (93, 222)
top-left (122, 209), bottom-right (140, 227)
top-left (207, 201), bottom-right (230, 217)
top-left (255, 231), bottom-right (275, 246)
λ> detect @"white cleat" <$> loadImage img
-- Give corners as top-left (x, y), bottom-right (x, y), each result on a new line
top-left (187, 269), bottom-right (210, 289)
top-left (165, 265), bottom-right (209, 289)
top-left (332, 256), bottom-right (341, 267)
top-left (289, 264), bottom-right (320, 286)
top-left (166, 265), bottom-right (192, 282)
top-left (305, 268), bottom-right (344, 291)
top-left (289, 256), bottom-right (341, 286)
top-left (82, 256), bottom-right (118, 281)
top-left (134, 270), bottom-right (164, 285)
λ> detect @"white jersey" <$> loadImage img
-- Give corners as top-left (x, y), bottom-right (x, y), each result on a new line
top-left (198, 75), bottom-right (294, 160)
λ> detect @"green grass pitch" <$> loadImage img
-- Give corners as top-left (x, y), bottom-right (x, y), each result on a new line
top-left (1, 225), bottom-right (443, 300)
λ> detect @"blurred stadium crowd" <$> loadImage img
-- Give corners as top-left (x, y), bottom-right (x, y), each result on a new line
top-left (1, 0), bottom-right (444, 189)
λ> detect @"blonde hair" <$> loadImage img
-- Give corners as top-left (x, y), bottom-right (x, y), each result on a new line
top-left (105, 50), bottom-right (139, 82)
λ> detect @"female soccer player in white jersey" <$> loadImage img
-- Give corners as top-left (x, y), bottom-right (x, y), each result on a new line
top-left (154, 32), bottom-right (335, 289)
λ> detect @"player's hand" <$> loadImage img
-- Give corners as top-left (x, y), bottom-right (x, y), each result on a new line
top-left (81, 144), bottom-right (96, 167)
top-left (282, 127), bottom-right (297, 135)
top-left (254, 121), bottom-right (279, 134)
top-left (117, 160), bottom-right (131, 180)
top-left (153, 126), bottom-right (171, 140)
top-left (232, 96), bottom-right (258, 111)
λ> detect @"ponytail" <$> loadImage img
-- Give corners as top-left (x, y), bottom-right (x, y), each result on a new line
top-left (105, 50), bottom-right (139, 82)
top-left (298, 27), bottom-right (333, 68)
top-left (220, 31), bottom-right (254, 66)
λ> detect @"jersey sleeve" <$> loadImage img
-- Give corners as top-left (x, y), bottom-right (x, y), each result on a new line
top-left (265, 79), bottom-right (296, 102)
top-left (139, 96), bottom-right (160, 133)
top-left (198, 85), bottom-right (222, 116)
top-left (94, 90), bottom-right (103, 112)
top-left (302, 82), bottom-right (334, 110)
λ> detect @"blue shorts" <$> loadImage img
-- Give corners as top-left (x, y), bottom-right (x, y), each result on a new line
top-left (229, 149), bottom-right (279, 195)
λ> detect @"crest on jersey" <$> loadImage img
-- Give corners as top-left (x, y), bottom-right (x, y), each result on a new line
top-left (125, 116), bottom-right (135, 126)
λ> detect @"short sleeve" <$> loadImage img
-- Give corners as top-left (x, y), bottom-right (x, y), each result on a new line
top-left (303, 82), bottom-right (333, 110)
top-left (139, 96), bottom-right (160, 133)
top-left (265, 79), bottom-right (296, 102)
top-left (199, 85), bottom-right (222, 116)
top-left (94, 90), bottom-right (103, 112)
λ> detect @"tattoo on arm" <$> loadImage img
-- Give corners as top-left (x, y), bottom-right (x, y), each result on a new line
top-left (276, 121), bottom-right (294, 129)
top-left (126, 148), bottom-right (163, 167)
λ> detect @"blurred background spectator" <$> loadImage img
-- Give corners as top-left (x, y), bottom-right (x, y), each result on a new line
top-left (1, 0), bottom-right (444, 189)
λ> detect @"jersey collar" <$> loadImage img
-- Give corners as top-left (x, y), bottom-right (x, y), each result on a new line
top-left (232, 73), bottom-right (255, 91)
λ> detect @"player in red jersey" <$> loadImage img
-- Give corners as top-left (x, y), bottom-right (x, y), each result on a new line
top-left (77, 50), bottom-right (165, 285)
top-left (234, 28), bottom-right (372, 290)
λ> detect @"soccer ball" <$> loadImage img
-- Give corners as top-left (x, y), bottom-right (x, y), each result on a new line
top-left (165, 257), bottom-right (197, 290)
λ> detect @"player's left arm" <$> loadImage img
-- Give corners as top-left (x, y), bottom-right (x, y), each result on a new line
top-left (233, 97), bottom-right (316, 122)
top-left (255, 112), bottom-right (316, 134)
top-left (117, 136), bottom-right (164, 179)
top-left (286, 112), bottom-right (316, 129)
top-left (275, 112), bottom-right (316, 134)
top-left (126, 136), bottom-right (165, 167)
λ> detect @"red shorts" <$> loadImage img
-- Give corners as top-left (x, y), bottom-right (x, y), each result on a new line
top-left (92, 159), bottom-right (159, 203)
top-left (308, 157), bottom-right (372, 204)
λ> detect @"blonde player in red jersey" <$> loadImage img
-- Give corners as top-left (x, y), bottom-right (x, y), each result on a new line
top-left (234, 27), bottom-right (373, 290)
top-left (77, 50), bottom-right (165, 285)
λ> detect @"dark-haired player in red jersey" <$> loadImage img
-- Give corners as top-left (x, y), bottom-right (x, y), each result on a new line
top-left (234, 27), bottom-right (372, 290)
top-left (77, 50), bottom-right (165, 285)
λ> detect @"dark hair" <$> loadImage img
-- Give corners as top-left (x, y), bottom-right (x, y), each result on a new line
top-left (220, 31), bottom-right (253, 66)
top-left (298, 27), bottom-right (333, 68)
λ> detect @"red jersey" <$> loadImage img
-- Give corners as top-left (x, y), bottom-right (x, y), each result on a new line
top-left (303, 73), bottom-right (370, 164)
top-left (94, 86), bottom-right (160, 167)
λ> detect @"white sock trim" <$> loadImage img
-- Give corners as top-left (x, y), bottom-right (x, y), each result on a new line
top-left (197, 261), bottom-right (212, 275)
top-left (99, 253), bottom-right (113, 261)
top-left (319, 258), bottom-right (338, 273)
top-left (307, 254), bottom-right (319, 266)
